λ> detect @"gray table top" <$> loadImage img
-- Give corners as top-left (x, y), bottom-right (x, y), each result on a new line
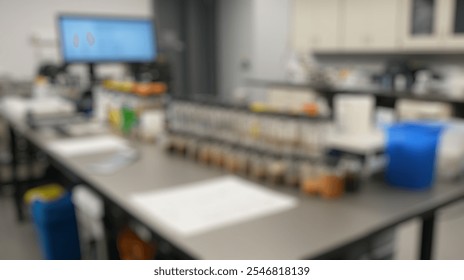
top-left (4, 111), bottom-right (464, 260)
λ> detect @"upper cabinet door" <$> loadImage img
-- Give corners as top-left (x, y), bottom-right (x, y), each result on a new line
top-left (292, 0), bottom-right (342, 52)
top-left (401, 0), bottom-right (447, 49)
top-left (442, 0), bottom-right (464, 48)
top-left (343, 0), bottom-right (399, 51)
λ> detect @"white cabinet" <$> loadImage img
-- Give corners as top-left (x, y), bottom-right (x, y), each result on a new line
top-left (291, 0), bottom-right (464, 53)
top-left (400, 0), bottom-right (464, 50)
top-left (442, 0), bottom-right (464, 48)
top-left (343, 0), bottom-right (399, 50)
top-left (293, 0), bottom-right (399, 52)
top-left (293, 0), bottom-right (342, 52)
top-left (400, 0), bottom-right (447, 49)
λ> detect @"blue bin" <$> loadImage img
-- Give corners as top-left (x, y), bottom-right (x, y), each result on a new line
top-left (386, 122), bottom-right (445, 190)
top-left (31, 193), bottom-right (81, 260)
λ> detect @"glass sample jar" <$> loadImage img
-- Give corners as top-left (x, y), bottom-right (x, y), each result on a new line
top-left (266, 157), bottom-right (287, 186)
top-left (300, 162), bottom-right (322, 195)
top-left (221, 146), bottom-right (233, 170)
top-left (222, 148), bottom-right (248, 174)
top-left (185, 138), bottom-right (199, 159)
top-left (342, 157), bottom-right (363, 193)
top-left (214, 144), bottom-right (229, 169)
top-left (180, 136), bottom-right (190, 156)
top-left (223, 147), bottom-right (234, 172)
top-left (170, 135), bottom-right (187, 155)
top-left (248, 153), bottom-right (267, 181)
top-left (284, 158), bottom-right (300, 188)
top-left (165, 134), bottom-right (176, 152)
top-left (197, 142), bottom-right (211, 164)
top-left (234, 149), bottom-right (249, 175)
top-left (320, 165), bottom-right (345, 199)
top-left (208, 144), bottom-right (222, 168)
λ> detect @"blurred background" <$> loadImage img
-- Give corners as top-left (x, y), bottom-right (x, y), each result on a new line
top-left (1, 0), bottom-right (464, 260)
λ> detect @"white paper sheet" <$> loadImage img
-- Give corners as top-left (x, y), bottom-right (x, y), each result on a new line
top-left (131, 176), bottom-right (298, 236)
top-left (47, 135), bottom-right (130, 157)
top-left (61, 122), bottom-right (109, 137)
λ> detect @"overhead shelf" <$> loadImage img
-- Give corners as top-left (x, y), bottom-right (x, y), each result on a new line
top-left (168, 95), bottom-right (331, 121)
top-left (246, 79), bottom-right (464, 104)
top-left (244, 79), bottom-right (464, 118)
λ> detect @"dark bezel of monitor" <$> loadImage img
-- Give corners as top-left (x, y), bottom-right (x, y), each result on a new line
top-left (56, 13), bottom-right (158, 64)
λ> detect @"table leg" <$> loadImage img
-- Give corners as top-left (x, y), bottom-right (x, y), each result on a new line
top-left (8, 125), bottom-right (24, 221)
top-left (419, 212), bottom-right (436, 260)
top-left (26, 139), bottom-right (35, 182)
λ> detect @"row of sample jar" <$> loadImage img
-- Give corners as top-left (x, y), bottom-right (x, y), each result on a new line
top-left (166, 133), bottom-right (362, 199)
top-left (165, 100), bottom-right (330, 158)
top-left (164, 100), bottom-right (363, 199)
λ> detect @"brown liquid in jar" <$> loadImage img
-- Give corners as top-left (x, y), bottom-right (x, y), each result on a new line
top-left (267, 161), bottom-right (286, 185)
top-left (249, 160), bottom-right (266, 181)
top-left (320, 175), bottom-right (345, 199)
top-left (301, 178), bottom-right (321, 195)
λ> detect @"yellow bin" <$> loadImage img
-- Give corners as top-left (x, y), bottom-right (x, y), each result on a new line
top-left (24, 184), bottom-right (66, 205)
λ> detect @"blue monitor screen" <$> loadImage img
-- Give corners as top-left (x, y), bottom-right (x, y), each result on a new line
top-left (59, 15), bottom-right (156, 62)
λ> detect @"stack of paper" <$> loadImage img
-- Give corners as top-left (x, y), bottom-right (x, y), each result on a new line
top-left (131, 176), bottom-right (298, 236)
top-left (47, 135), bottom-right (130, 157)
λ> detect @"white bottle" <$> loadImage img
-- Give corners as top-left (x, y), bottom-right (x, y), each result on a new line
top-left (32, 76), bottom-right (50, 99)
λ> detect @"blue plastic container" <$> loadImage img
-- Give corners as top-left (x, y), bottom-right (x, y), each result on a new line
top-left (386, 122), bottom-right (445, 190)
top-left (31, 193), bottom-right (81, 260)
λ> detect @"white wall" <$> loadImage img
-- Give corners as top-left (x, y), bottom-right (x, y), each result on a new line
top-left (0, 0), bottom-right (152, 80)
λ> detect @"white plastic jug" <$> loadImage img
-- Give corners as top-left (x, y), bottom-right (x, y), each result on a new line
top-left (335, 94), bottom-right (375, 135)
top-left (72, 185), bottom-right (106, 260)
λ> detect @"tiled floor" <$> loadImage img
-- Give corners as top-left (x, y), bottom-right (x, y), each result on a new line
top-left (0, 188), bottom-right (42, 259)
top-left (1, 185), bottom-right (464, 260)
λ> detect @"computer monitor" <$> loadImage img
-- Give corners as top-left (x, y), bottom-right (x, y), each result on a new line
top-left (57, 14), bottom-right (157, 113)
top-left (58, 14), bottom-right (157, 63)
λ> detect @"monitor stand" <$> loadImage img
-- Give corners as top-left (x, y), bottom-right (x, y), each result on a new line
top-left (77, 63), bottom-right (96, 114)
top-left (88, 63), bottom-right (96, 85)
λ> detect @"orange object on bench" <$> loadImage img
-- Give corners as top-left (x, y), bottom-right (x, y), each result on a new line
top-left (117, 227), bottom-right (156, 260)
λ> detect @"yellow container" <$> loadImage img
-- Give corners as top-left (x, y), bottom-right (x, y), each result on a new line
top-left (23, 184), bottom-right (66, 204)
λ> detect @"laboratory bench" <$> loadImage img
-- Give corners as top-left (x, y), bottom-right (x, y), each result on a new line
top-left (2, 105), bottom-right (464, 260)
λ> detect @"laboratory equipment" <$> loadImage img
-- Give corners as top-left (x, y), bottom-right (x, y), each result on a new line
top-left (58, 14), bottom-right (157, 113)
top-left (386, 122), bottom-right (444, 190)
